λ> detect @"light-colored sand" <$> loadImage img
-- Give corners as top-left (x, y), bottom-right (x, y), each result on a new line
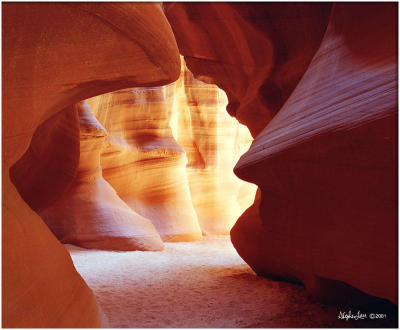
top-left (67, 236), bottom-right (393, 328)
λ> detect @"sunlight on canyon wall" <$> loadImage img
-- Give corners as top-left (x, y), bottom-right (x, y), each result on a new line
top-left (87, 56), bottom-right (257, 238)
top-left (170, 57), bottom-right (257, 234)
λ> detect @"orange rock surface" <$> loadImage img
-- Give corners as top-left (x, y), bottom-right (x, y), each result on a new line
top-left (165, 3), bottom-right (398, 305)
top-left (3, 2), bottom-right (179, 327)
top-left (165, 3), bottom-right (332, 137)
top-left (36, 102), bottom-right (164, 251)
top-left (87, 86), bottom-right (202, 242)
top-left (86, 58), bottom-right (256, 238)
top-left (4, 2), bottom-right (396, 327)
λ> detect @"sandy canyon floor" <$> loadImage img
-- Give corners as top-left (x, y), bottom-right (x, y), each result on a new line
top-left (67, 236), bottom-right (396, 328)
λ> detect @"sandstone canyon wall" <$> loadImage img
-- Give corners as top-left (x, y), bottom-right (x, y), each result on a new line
top-left (11, 44), bottom-right (257, 252)
top-left (86, 85), bottom-right (203, 242)
top-left (3, 3), bottom-right (180, 327)
top-left (165, 3), bottom-right (332, 137)
top-left (165, 2), bottom-right (398, 305)
top-left (3, 2), bottom-right (397, 327)
top-left (173, 59), bottom-right (257, 234)
top-left (86, 58), bottom-right (256, 238)
top-left (37, 102), bottom-right (164, 251)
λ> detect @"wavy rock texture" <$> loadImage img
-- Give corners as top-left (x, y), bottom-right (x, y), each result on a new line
top-left (171, 59), bottom-right (257, 234)
top-left (3, 2), bottom-right (179, 327)
top-left (37, 102), bottom-right (164, 251)
top-left (165, 3), bottom-right (332, 137)
top-left (87, 86), bottom-right (202, 242)
top-left (87, 58), bottom-right (256, 238)
top-left (165, 3), bottom-right (397, 305)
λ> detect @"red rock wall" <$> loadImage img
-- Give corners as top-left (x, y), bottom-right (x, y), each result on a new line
top-left (3, 3), bottom-right (180, 327)
top-left (165, 3), bottom-right (332, 136)
top-left (165, 3), bottom-right (398, 305)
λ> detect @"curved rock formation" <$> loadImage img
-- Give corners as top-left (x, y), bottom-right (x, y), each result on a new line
top-left (165, 3), bottom-right (332, 136)
top-left (3, 2), bottom-right (179, 327)
top-left (10, 104), bottom-right (81, 213)
top-left (87, 86), bottom-right (202, 242)
top-left (86, 58), bottom-right (256, 238)
top-left (35, 102), bottom-right (163, 251)
top-left (172, 60), bottom-right (257, 234)
top-left (232, 3), bottom-right (397, 305)
top-left (165, 2), bottom-right (397, 305)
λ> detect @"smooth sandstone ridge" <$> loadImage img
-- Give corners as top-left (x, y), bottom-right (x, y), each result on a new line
top-left (165, 3), bottom-right (397, 305)
top-left (3, 3), bottom-right (180, 327)
top-left (232, 3), bottom-right (397, 304)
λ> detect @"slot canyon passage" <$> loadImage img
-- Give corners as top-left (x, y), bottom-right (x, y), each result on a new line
top-left (2, 2), bottom-right (398, 329)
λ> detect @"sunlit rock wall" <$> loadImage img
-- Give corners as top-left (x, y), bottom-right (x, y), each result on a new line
top-left (165, 2), bottom-right (397, 305)
top-left (87, 85), bottom-right (202, 242)
top-left (3, 2), bottom-right (180, 327)
top-left (171, 58), bottom-right (257, 234)
top-left (86, 58), bottom-right (256, 238)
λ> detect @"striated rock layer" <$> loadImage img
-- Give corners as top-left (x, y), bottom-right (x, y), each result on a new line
top-left (165, 3), bottom-right (397, 305)
top-left (87, 86), bottom-right (202, 242)
top-left (165, 3), bottom-right (332, 137)
top-left (87, 59), bottom-right (256, 240)
top-left (171, 59), bottom-right (257, 234)
top-left (36, 102), bottom-right (164, 251)
top-left (3, 2), bottom-right (180, 327)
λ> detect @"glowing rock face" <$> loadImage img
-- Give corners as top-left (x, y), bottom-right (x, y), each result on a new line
top-left (172, 60), bottom-right (257, 234)
top-left (38, 102), bottom-right (164, 251)
top-left (3, 2), bottom-right (179, 327)
top-left (87, 58), bottom-right (256, 237)
top-left (87, 86), bottom-right (202, 242)
top-left (165, 3), bottom-right (397, 305)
